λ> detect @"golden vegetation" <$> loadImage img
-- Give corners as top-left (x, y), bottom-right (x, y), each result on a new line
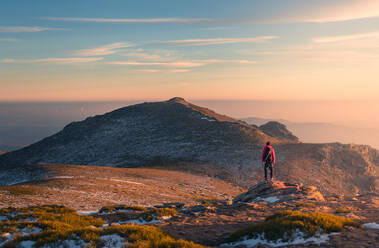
top-left (296, 202), bottom-right (316, 208)
top-left (335, 206), bottom-right (351, 213)
top-left (0, 205), bottom-right (204, 248)
top-left (139, 208), bottom-right (177, 222)
top-left (99, 204), bottom-right (146, 213)
top-left (227, 210), bottom-right (360, 243)
top-left (0, 185), bottom-right (38, 196)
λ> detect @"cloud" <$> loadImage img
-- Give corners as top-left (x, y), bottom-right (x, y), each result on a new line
top-left (200, 59), bottom-right (257, 64)
top-left (167, 69), bottom-right (190, 73)
top-left (1, 57), bottom-right (103, 64)
top-left (0, 38), bottom-right (17, 42)
top-left (0, 26), bottom-right (58, 33)
top-left (313, 32), bottom-right (379, 43)
top-left (108, 59), bottom-right (256, 68)
top-left (163, 36), bottom-right (278, 46)
top-left (123, 49), bottom-right (173, 61)
top-left (303, 1), bottom-right (379, 23)
top-left (74, 42), bottom-right (133, 56)
top-left (43, 17), bottom-right (212, 23)
top-left (134, 69), bottom-right (190, 73)
top-left (135, 69), bottom-right (161, 73)
top-left (107, 61), bottom-right (205, 68)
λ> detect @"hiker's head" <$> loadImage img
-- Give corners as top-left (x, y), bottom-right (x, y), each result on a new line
top-left (266, 141), bottom-right (270, 146)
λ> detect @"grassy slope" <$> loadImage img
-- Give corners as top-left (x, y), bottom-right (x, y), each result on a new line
top-left (0, 164), bottom-right (243, 210)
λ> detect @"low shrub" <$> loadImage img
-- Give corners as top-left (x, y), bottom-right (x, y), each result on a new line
top-left (0, 186), bottom-right (38, 196)
top-left (0, 205), bottom-right (202, 248)
top-left (296, 202), bottom-right (316, 208)
top-left (335, 206), bottom-right (351, 213)
top-left (227, 210), bottom-right (360, 243)
top-left (139, 208), bottom-right (177, 222)
top-left (99, 204), bottom-right (146, 213)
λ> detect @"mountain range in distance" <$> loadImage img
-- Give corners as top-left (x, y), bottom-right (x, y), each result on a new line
top-left (0, 97), bottom-right (377, 197)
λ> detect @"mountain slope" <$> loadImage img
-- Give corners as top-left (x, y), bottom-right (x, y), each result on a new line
top-left (0, 98), bottom-right (377, 196)
top-left (0, 164), bottom-right (242, 210)
top-left (0, 97), bottom-right (285, 169)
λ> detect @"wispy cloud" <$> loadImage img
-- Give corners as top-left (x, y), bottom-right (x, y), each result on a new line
top-left (164, 36), bottom-right (278, 46)
top-left (0, 26), bottom-right (58, 33)
top-left (108, 59), bottom-right (256, 68)
top-left (74, 42), bottom-right (133, 56)
top-left (313, 32), bottom-right (379, 43)
top-left (122, 49), bottom-right (173, 61)
top-left (44, 17), bottom-right (212, 23)
top-left (303, 1), bottom-right (379, 23)
top-left (134, 69), bottom-right (190, 73)
top-left (107, 61), bottom-right (205, 68)
top-left (0, 38), bottom-right (17, 42)
top-left (1, 57), bottom-right (103, 64)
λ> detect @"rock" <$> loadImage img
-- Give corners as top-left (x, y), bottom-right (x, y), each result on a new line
top-left (233, 181), bottom-right (324, 204)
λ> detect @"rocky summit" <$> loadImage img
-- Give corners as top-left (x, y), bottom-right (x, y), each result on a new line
top-left (259, 121), bottom-right (299, 142)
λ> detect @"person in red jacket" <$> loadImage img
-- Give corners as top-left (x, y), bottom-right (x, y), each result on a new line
top-left (261, 141), bottom-right (276, 183)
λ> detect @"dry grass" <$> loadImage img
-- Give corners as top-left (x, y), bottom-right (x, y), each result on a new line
top-left (0, 164), bottom-right (242, 210)
top-left (0, 185), bottom-right (39, 196)
top-left (0, 205), bottom-right (205, 248)
top-left (227, 210), bottom-right (360, 243)
top-left (335, 206), bottom-right (351, 214)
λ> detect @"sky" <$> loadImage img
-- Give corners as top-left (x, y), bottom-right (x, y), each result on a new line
top-left (1, 0), bottom-right (379, 103)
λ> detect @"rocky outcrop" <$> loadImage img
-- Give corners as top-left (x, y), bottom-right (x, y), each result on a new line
top-left (233, 181), bottom-right (324, 204)
top-left (259, 121), bottom-right (299, 142)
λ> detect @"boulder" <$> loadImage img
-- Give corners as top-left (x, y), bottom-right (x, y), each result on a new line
top-left (233, 181), bottom-right (324, 204)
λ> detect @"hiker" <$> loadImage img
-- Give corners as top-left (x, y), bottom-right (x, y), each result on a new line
top-left (261, 141), bottom-right (276, 182)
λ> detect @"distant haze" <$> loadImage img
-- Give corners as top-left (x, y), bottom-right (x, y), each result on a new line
top-left (0, 99), bottom-right (378, 151)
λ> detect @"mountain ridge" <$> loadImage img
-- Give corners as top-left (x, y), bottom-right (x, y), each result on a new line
top-left (0, 98), bottom-right (377, 196)
top-left (0, 97), bottom-right (288, 169)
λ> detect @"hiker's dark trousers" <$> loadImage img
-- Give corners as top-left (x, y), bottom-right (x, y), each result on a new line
top-left (264, 162), bottom-right (274, 180)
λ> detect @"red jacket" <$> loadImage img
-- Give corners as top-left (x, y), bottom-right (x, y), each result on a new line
top-left (261, 145), bottom-right (276, 164)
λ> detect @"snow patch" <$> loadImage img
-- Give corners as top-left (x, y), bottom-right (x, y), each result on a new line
top-left (99, 234), bottom-right (125, 248)
top-left (223, 230), bottom-right (337, 247)
top-left (21, 227), bottom-right (42, 235)
top-left (363, 222), bottom-right (379, 230)
top-left (51, 176), bottom-right (75, 179)
top-left (123, 218), bottom-right (161, 225)
top-left (120, 216), bottom-right (172, 225)
top-left (8, 179), bottom-right (31, 186)
top-left (109, 179), bottom-right (144, 185)
top-left (252, 196), bottom-right (279, 203)
top-left (77, 210), bottom-right (98, 215)
top-left (19, 217), bottom-right (38, 222)
top-left (40, 239), bottom-right (88, 248)
top-left (201, 117), bottom-right (216, 122)
top-left (19, 240), bottom-right (36, 248)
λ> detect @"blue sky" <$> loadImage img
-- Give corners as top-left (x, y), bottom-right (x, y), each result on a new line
top-left (1, 0), bottom-right (379, 102)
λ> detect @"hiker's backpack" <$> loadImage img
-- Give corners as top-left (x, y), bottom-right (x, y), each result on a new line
top-left (263, 147), bottom-right (273, 163)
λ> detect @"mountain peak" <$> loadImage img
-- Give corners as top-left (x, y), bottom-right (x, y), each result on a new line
top-left (259, 121), bottom-right (299, 142)
top-left (167, 97), bottom-right (188, 104)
